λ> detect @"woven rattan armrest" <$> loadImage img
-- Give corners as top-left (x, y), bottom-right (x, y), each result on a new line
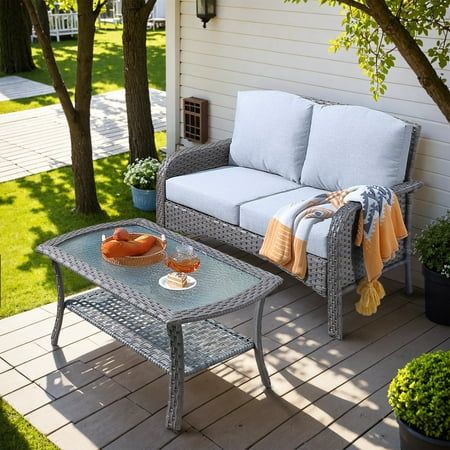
top-left (391, 179), bottom-right (424, 195)
top-left (327, 179), bottom-right (423, 248)
top-left (156, 139), bottom-right (231, 225)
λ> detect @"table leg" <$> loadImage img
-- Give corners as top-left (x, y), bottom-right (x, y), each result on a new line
top-left (254, 297), bottom-right (271, 388)
top-left (51, 261), bottom-right (66, 347)
top-left (166, 322), bottom-right (185, 431)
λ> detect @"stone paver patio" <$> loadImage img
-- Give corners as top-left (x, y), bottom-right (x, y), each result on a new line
top-left (0, 76), bottom-right (55, 101)
top-left (1, 240), bottom-right (448, 450)
top-left (0, 89), bottom-right (166, 182)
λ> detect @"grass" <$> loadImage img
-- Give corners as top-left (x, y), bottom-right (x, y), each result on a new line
top-left (0, 399), bottom-right (58, 450)
top-left (0, 132), bottom-right (166, 319)
top-left (0, 26), bottom-right (166, 114)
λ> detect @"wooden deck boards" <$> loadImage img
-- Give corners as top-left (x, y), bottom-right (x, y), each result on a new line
top-left (0, 89), bottom-right (166, 182)
top-left (0, 242), bottom-right (448, 450)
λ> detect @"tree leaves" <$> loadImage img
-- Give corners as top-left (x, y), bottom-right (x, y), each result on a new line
top-left (285, 0), bottom-right (450, 102)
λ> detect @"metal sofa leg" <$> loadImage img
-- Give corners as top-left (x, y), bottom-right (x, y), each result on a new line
top-left (327, 289), bottom-right (343, 340)
top-left (405, 259), bottom-right (414, 295)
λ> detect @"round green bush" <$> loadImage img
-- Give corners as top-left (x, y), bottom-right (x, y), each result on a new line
top-left (414, 213), bottom-right (450, 279)
top-left (387, 351), bottom-right (450, 441)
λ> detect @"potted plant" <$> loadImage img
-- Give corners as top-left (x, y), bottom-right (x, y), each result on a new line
top-left (388, 351), bottom-right (450, 450)
top-left (124, 157), bottom-right (161, 212)
top-left (413, 212), bottom-right (450, 325)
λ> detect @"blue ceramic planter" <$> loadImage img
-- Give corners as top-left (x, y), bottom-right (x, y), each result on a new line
top-left (131, 186), bottom-right (156, 212)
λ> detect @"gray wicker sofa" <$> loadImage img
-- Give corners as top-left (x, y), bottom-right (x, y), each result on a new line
top-left (156, 91), bottom-right (423, 339)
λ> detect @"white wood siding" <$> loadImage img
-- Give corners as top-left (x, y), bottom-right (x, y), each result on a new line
top-left (173, 0), bottom-right (450, 285)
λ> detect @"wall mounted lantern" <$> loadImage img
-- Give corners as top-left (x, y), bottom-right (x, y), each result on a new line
top-left (196, 0), bottom-right (216, 28)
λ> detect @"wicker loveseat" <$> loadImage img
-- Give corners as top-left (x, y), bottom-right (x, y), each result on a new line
top-left (156, 91), bottom-right (423, 339)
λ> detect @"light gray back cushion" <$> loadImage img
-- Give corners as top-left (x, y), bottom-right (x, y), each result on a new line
top-left (229, 90), bottom-right (315, 183)
top-left (300, 104), bottom-right (413, 190)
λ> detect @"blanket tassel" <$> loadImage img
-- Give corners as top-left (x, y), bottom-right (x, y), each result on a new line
top-left (355, 279), bottom-right (386, 316)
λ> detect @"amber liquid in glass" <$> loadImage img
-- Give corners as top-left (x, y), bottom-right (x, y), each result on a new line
top-left (166, 257), bottom-right (201, 273)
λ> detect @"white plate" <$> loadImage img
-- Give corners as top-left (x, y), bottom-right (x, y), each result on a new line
top-left (159, 274), bottom-right (197, 291)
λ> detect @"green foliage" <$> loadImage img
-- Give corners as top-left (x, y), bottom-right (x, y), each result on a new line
top-left (0, 29), bottom-right (166, 114)
top-left (388, 351), bottom-right (450, 440)
top-left (286, 0), bottom-right (450, 100)
top-left (0, 131), bottom-right (166, 319)
top-left (124, 157), bottom-right (161, 190)
top-left (0, 399), bottom-right (58, 450)
top-left (414, 212), bottom-right (450, 278)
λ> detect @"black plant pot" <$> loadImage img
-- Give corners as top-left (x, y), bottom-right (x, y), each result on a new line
top-left (398, 418), bottom-right (450, 450)
top-left (423, 266), bottom-right (450, 326)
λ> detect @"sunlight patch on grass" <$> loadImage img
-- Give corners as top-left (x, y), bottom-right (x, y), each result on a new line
top-left (0, 132), bottom-right (166, 319)
top-left (0, 28), bottom-right (165, 114)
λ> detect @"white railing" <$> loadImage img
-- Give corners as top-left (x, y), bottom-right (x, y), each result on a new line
top-left (31, 12), bottom-right (78, 42)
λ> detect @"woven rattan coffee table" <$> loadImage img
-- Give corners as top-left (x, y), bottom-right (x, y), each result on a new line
top-left (37, 218), bottom-right (282, 431)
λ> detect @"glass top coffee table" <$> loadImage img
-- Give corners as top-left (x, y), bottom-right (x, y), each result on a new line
top-left (37, 218), bottom-right (282, 431)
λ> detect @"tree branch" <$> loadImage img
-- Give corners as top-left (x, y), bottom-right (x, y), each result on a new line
top-left (94, 0), bottom-right (107, 19)
top-left (22, 0), bottom-right (75, 121)
top-left (142, 0), bottom-right (157, 21)
top-left (334, 0), bottom-right (372, 16)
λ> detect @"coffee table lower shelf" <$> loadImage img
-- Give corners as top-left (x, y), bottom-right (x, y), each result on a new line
top-left (66, 288), bottom-right (255, 376)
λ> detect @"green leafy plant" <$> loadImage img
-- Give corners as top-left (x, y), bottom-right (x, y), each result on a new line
top-left (388, 351), bottom-right (450, 441)
top-left (414, 213), bottom-right (450, 278)
top-left (123, 157), bottom-right (161, 190)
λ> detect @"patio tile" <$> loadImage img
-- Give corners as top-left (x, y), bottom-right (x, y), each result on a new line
top-left (112, 360), bottom-right (165, 392)
top-left (3, 383), bottom-right (53, 415)
top-left (348, 413), bottom-right (400, 450)
top-left (0, 306), bottom-right (53, 336)
top-left (88, 346), bottom-right (145, 378)
top-left (35, 320), bottom-right (100, 352)
top-left (0, 313), bottom-right (82, 353)
top-left (16, 337), bottom-right (119, 381)
top-left (103, 409), bottom-right (179, 450)
top-left (0, 369), bottom-right (31, 396)
top-left (162, 429), bottom-right (221, 449)
top-left (26, 377), bottom-right (129, 435)
top-left (48, 398), bottom-right (148, 450)
top-left (0, 341), bottom-right (49, 367)
top-left (298, 386), bottom-right (391, 450)
top-left (127, 375), bottom-right (168, 414)
top-left (35, 361), bottom-right (104, 398)
top-left (0, 357), bottom-right (11, 373)
top-left (203, 389), bottom-right (299, 450)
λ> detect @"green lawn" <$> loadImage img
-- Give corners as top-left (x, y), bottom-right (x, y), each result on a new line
top-left (0, 27), bottom-right (165, 114)
top-left (0, 132), bottom-right (165, 319)
top-left (0, 399), bottom-right (58, 450)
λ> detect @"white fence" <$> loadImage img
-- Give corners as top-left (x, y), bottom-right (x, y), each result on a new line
top-left (31, 12), bottom-right (78, 42)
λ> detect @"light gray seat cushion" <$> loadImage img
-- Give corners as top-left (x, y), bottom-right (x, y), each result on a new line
top-left (239, 186), bottom-right (333, 258)
top-left (229, 90), bottom-right (315, 183)
top-left (166, 166), bottom-right (300, 225)
top-left (301, 104), bottom-right (413, 191)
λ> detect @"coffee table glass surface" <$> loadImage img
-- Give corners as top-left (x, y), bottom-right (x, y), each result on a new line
top-left (56, 223), bottom-right (260, 313)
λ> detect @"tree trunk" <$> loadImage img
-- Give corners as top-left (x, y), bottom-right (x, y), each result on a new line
top-left (366, 0), bottom-right (450, 122)
top-left (122, 0), bottom-right (158, 162)
top-left (24, 0), bottom-right (102, 214)
top-left (0, 0), bottom-right (35, 73)
top-left (72, 0), bottom-right (101, 214)
top-left (34, 0), bottom-right (50, 38)
top-left (69, 115), bottom-right (101, 213)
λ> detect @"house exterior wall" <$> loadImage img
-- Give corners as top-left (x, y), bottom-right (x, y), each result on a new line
top-left (167, 0), bottom-right (450, 285)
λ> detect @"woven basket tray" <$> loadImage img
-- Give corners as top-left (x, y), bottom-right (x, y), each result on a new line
top-left (102, 233), bottom-right (167, 267)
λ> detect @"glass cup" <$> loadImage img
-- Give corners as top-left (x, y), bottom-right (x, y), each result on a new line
top-left (165, 244), bottom-right (201, 274)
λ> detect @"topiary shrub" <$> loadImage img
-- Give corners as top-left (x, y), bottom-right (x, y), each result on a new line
top-left (387, 350), bottom-right (450, 441)
top-left (414, 213), bottom-right (450, 279)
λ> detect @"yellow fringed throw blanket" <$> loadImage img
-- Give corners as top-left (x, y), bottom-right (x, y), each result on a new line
top-left (259, 185), bottom-right (408, 316)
